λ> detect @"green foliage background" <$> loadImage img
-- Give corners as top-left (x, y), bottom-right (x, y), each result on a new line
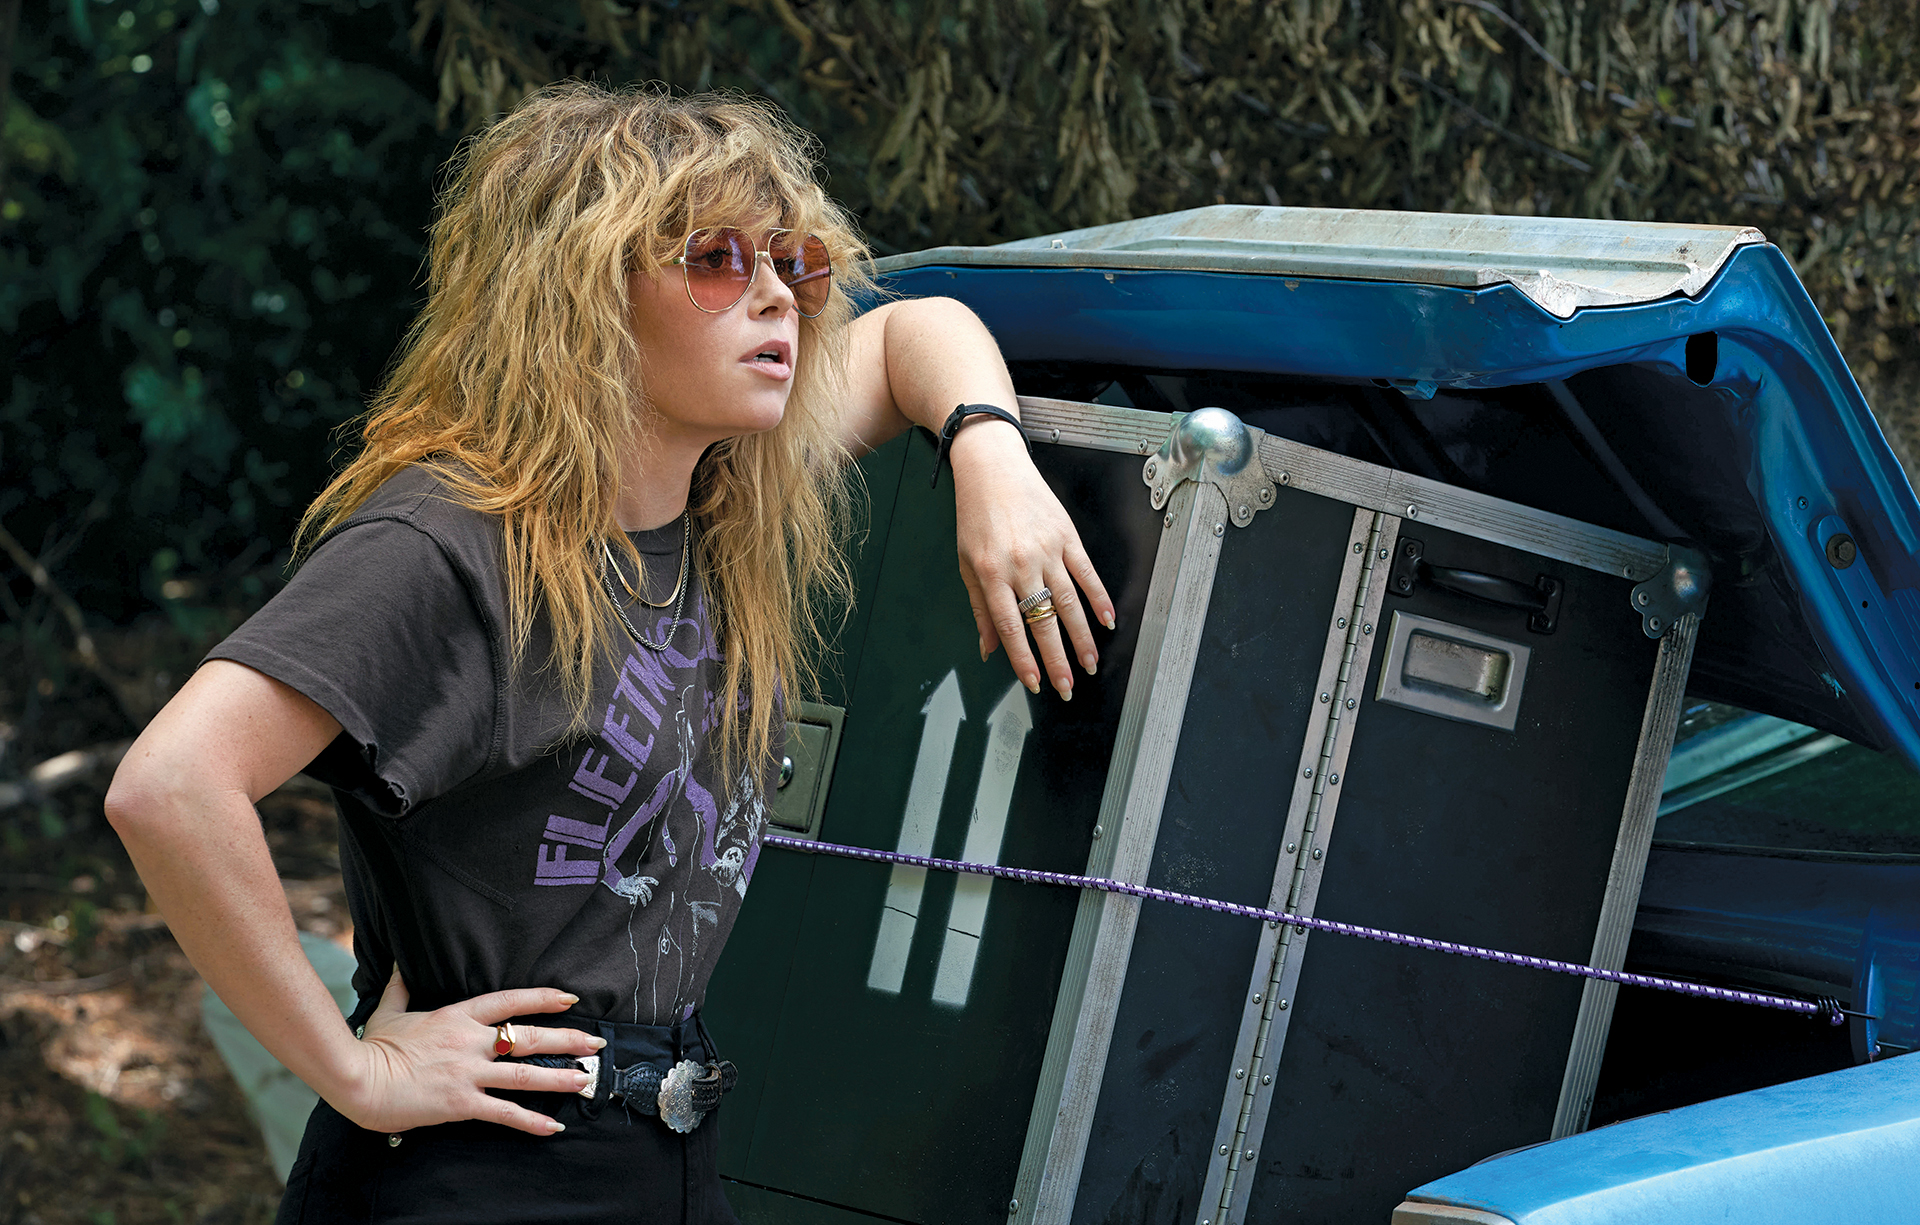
top-left (4, 0), bottom-right (450, 636)
top-left (3, 0), bottom-right (1918, 732)
top-left (416, 0), bottom-right (1918, 400)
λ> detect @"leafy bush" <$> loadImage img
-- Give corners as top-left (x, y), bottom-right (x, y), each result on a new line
top-left (419, 0), bottom-right (1920, 425)
top-left (2, 0), bottom-right (454, 636)
top-left (3, 0), bottom-right (1916, 699)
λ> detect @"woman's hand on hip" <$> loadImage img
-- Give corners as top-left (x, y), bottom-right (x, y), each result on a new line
top-left (332, 970), bottom-right (606, 1136)
top-left (950, 421), bottom-right (1114, 702)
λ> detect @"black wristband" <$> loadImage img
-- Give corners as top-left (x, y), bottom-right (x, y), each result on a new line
top-left (927, 403), bottom-right (1030, 489)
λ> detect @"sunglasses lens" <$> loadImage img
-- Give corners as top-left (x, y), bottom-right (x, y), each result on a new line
top-left (681, 228), bottom-right (755, 312)
top-left (771, 231), bottom-right (832, 317)
top-left (682, 229), bottom-right (832, 316)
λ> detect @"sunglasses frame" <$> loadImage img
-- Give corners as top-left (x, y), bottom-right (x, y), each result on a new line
top-left (671, 227), bottom-right (832, 319)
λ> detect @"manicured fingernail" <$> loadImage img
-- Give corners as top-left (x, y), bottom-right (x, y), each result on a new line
top-left (590, 1036), bottom-right (607, 1050)
top-left (1060, 686), bottom-right (1073, 702)
top-left (573, 1071), bottom-right (590, 1088)
top-left (1026, 675), bottom-right (1041, 694)
top-left (560, 993), bottom-right (579, 1004)
top-left (981, 645), bottom-right (989, 662)
top-left (1083, 655), bottom-right (1098, 675)
top-left (548, 1120), bottom-right (566, 1133)
top-left (1103, 611), bottom-right (1116, 629)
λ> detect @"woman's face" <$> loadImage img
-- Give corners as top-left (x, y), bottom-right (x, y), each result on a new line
top-left (625, 227), bottom-right (802, 452)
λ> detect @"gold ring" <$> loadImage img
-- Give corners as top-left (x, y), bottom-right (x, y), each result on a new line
top-left (493, 1023), bottom-right (516, 1057)
top-left (1022, 598), bottom-right (1057, 626)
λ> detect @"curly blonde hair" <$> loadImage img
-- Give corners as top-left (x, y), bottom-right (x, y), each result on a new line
top-left (298, 82), bottom-right (871, 773)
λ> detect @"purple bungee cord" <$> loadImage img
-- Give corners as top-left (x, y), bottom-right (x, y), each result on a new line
top-left (762, 833), bottom-right (1845, 1026)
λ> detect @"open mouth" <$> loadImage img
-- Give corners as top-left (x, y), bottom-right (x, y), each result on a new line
top-left (744, 339), bottom-right (793, 376)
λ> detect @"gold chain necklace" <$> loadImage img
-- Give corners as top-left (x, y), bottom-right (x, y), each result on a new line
top-left (600, 513), bottom-right (690, 652)
top-left (602, 513), bottom-right (689, 608)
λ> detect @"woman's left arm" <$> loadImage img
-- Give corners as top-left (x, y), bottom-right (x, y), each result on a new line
top-left (841, 296), bottom-right (1113, 702)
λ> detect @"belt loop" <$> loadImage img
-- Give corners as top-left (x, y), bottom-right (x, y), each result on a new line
top-left (692, 1010), bottom-right (721, 1066)
top-left (596, 1019), bottom-right (617, 1090)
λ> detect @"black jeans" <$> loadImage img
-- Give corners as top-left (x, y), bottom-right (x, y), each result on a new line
top-left (275, 1013), bottom-right (741, 1225)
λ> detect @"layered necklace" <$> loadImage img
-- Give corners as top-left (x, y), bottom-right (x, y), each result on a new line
top-left (600, 512), bottom-right (690, 652)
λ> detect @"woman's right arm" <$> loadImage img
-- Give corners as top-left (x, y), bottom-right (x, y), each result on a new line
top-left (105, 660), bottom-right (599, 1136)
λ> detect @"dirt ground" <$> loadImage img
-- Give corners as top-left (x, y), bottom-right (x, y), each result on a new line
top-left (1, 621), bottom-right (345, 1225)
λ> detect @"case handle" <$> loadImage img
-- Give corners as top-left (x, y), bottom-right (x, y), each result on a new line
top-left (1389, 540), bottom-right (1563, 634)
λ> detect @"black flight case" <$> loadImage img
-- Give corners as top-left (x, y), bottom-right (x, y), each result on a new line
top-left (707, 396), bottom-right (1705, 1225)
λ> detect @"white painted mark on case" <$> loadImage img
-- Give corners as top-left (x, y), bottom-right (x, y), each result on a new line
top-left (931, 682), bottom-right (1033, 1008)
top-left (865, 671), bottom-right (965, 993)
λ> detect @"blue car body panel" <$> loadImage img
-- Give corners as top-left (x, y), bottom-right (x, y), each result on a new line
top-left (1401, 1053), bottom-right (1920, 1224)
top-left (1632, 842), bottom-right (1920, 1058)
top-left (878, 241), bottom-right (1920, 768)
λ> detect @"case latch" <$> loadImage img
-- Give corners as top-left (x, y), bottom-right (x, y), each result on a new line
top-left (769, 700), bottom-right (846, 839)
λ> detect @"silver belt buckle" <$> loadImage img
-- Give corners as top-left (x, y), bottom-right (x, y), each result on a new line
top-left (578, 1053), bottom-right (715, 1132)
top-left (657, 1058), bottom-right (706, 1133)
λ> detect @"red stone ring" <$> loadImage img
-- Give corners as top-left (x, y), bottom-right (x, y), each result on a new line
top-left (493, 1023), bottom-right (515, 1057)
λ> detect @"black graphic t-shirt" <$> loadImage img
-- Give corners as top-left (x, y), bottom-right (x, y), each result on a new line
top-left (209, 466), bottom-right (772, 1024)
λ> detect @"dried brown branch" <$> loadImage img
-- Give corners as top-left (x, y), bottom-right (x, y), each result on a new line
top-left (0, 518), bottom-right (145, 724)
top-left (0, 964), bottom-right (137, 996)
top-left (1399, 68), bottom-right (1594, 173)
top-left (1439, 0), bottom-right (1577, 81)
top-left (0, 739), bottom-right (135, 812)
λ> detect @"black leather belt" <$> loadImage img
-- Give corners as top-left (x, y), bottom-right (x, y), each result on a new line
top-left (491, 1007), bottom-right (738, 1134)
top-left (510, 1052), bottom-right (738, 1132)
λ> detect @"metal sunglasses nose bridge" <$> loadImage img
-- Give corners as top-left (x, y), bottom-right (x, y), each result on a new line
top-left (740, 245), bottom-right (799, 311)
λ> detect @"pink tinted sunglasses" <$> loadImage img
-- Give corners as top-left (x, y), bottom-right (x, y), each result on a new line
top-left (671, 227), bottom-right (832, 318)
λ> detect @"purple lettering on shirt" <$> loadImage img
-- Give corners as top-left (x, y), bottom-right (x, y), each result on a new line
top-left (652, 613), bottom-right (693, 660)
top-left (622, 650), bottom-right (677, 715)
top-left (534, 842), bottom-right (601, 886)
top-left (603, 701), bottom-right (656, 768)
top-left (604, 656), bottom-right (665, 771)
top-left (544, 814), bottom-right (610, 849)
top-left (568, 748), bottom-right (637, 808)
top-left (660, 588), bottom-right (720, 671)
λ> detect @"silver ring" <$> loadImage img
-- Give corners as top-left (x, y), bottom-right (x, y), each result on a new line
top-left (1017, 586), bottom-right (1054, 615)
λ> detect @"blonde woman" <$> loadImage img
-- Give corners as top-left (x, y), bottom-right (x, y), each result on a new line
top-left (105, 85), bottom-right (1111, 1223)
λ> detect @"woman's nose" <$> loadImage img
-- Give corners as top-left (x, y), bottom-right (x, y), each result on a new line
top-left (749, 251), bottom-right (797, 316)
